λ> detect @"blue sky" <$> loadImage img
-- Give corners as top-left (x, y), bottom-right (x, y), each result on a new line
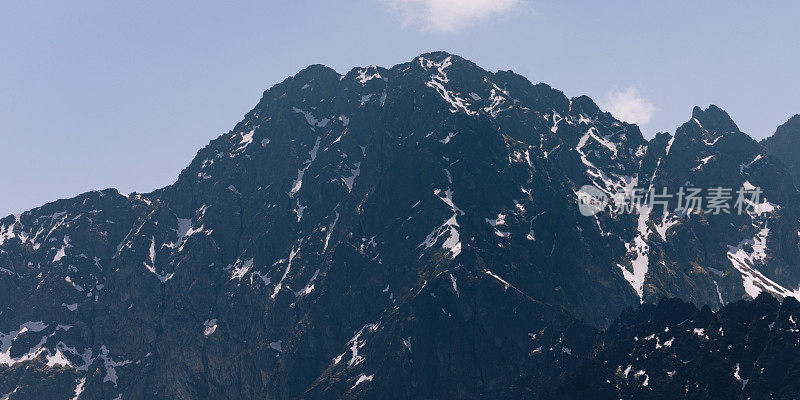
top-left (1, 0), bottom-right (799, 216)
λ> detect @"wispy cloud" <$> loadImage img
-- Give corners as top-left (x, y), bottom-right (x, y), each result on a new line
top-left (384, 0), bottom-right (526, 33)
top-left (601, 87), bottom-right (656, 126)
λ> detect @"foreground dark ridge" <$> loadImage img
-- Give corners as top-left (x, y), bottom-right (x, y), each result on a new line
top-left (1, 51), bottom-right (800, 399)
top-left (544, 294), bottom-right (800, 400)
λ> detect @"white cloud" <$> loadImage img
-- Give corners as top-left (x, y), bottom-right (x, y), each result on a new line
top-left (601, 87), bottom-right (656, 126)
top-left (385, 0), bottom-right (525, 33)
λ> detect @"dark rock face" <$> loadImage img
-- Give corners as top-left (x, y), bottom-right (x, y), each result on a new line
top-left (548, 294), bottom-right (800, 400)
top-left (1, 52), bottom-right (799, 399)
top-left (762, 115), bottom-right (800, 186)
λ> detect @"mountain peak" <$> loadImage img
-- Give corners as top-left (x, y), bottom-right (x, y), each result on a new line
top-left (570, 95), bottom-right (600, 116)
top-left (691, 104), bottom-right (739, 133)
top-left (417, 50), bottom-right (463, 62)
top-left (295, 63), bottom-right (340, 77)
top-left (774, 114), bottom-right (800, 137)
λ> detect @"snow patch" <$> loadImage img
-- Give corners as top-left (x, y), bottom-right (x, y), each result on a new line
top-left (727, 227), bottom-right (800, 299)
top-left (99, 345), bottom-right (132, 385)
top-left (203, 319), bottom-right (218, 337)
top-left (71, 378), bottom-right (86, 400)
top-left (342, 162), bottom-right (361, 193)
top-left (351, 374), bottom-right (374, 389)
top-left (290, 136), bottom-right (322, 197)
top-left (292, 107), bottom-right (330, 128)
top-left (420, 187), bottom-right (464, 259)
top-left (0, 321), bottom-right (49, 367)
top-left (229, 258), bottom-right (255, 280)
top-left (232, 130), bottom-right (254, 153)
top-left (419, 56), bottom-right (477, 116)
top-left (691, 155), bottom-right (715, 171)
top-left (356, 66), bottom-right (382, 84)
top-left (449, 273), bottom-right (459, 297)
top-left (483, 269), bottom-right (510, 291)
top-left (269, 341), bottom-right (282, 352)
top-left (618, 205), bottom-right (651, 302)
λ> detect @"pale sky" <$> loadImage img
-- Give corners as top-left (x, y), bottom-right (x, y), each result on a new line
top-left (2, 0), bottom-right (799, 216)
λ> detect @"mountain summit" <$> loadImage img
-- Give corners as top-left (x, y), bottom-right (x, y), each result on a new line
top-left (2, 52), bottom-right (800, 399)
top-left (762, 114), bottom-right (800, 186)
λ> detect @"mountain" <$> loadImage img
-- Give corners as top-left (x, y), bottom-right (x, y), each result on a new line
top-left (2, 51), bottom-right (800, 399)
top-left (547, 294), bottom-right (800, 400)
top-left (762, 115), bottom-right (800, 186)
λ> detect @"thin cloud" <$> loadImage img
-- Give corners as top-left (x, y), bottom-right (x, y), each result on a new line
top-left (385, 0), bottom-right (526, 33)
top-left (601, 87), bottom-right (656, 126)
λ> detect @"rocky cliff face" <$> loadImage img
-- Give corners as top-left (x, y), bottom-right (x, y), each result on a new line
top-left (2, 52), bottom-right (800, 399)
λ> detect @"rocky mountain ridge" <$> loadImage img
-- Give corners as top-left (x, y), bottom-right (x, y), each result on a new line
top-left (2, 51), bottom-right (800, 399)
